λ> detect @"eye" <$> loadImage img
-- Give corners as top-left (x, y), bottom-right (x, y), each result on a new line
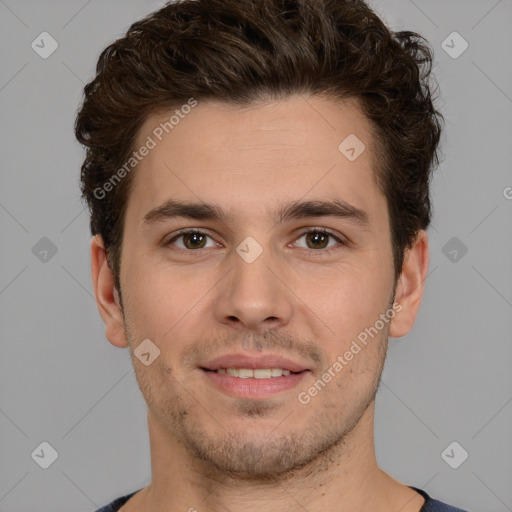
top-left (165, 229), bottom-right (218, 250)
top-left (293, 228), bottom-right (344, 253)
top-left (164, 227), bottom-right (345, 253)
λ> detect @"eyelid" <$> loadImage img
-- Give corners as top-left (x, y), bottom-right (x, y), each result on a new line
top-left (292, 227), bottom-right (346, 253)
top-left (294, 226), bottom-right (344, 240)
top-left (164, 227), bottom-right (218, 247)
top-left (164, 226), bottom-right (346, 252)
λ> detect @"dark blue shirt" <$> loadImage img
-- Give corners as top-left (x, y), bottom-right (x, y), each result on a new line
top-left (94, 486), bottom-right (468, 511)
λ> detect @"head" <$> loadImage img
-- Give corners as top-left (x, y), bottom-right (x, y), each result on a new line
top-left (77, 0), bottom-right (442, 479)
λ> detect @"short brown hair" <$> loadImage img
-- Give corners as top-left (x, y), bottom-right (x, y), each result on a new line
top-left (75, 0), bottom-right (444, 297)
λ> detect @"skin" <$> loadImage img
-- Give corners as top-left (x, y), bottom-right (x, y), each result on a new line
top-left (91, 95), bottom-right (429, 512)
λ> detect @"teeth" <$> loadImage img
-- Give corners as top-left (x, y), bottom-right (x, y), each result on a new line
top-left (217, 368), bottom-right (293, 378)
top-left (254, 369), bottom-right (272, 379)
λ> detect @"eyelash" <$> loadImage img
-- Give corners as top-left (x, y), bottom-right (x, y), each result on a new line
top-left (164, 227), bottom-right (345, 254)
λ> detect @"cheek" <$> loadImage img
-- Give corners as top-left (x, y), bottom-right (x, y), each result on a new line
top-left (293, 261), bottom-right (392, 377)
top-left (298, 260), bottom-right (389, 327)
top-left (123, 257), bottom-right (198, 321)
top-left (121, 262), bottom-right (216, 369)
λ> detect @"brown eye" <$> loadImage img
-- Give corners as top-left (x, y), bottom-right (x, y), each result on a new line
top-left (305, 231), bottom-right (330, 249)
top-left (166, 230), bottom-right (216, 250)
top-left (182, 232), bottom-right (207, 249)
top-left (294, 229), bottom-right (343, 253)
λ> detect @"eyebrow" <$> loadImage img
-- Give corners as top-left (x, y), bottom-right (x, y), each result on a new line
top-left (142, 198), bottom-right (370, 229)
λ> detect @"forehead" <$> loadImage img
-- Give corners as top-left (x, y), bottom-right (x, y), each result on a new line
top-left (125, 95), bottom-right (385, 228)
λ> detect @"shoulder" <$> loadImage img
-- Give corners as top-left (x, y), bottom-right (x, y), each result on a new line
top-left (410, 487), bottom-right (468, 512)
top-left (93, 490), bottom-right (141, 512)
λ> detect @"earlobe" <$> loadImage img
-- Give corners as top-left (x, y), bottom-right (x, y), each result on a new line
top-left (388, 230), bottom-right (429, 339)
top-left (90, 235), bottom-right (128, 348)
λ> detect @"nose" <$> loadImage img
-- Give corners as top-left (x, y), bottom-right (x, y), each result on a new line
top-left (213, 244), bottom-right (293, 332)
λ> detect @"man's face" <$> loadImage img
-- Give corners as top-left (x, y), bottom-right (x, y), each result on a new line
top-left (116, 95), bottom-right (398, 478)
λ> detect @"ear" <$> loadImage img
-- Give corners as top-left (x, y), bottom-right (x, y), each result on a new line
top-left (90, 235), bottom-right (128, 348)
top-left (389, 230), bottom-right (429, 338)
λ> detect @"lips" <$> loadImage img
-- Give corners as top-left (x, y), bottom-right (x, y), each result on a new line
top-left (200, 353), bottom-right (310, 373)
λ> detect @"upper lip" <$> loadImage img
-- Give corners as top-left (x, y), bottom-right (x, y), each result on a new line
top-left (201, 354), bottom-right (310, 373)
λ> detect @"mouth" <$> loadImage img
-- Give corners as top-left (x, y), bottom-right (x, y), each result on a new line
top-left (201, 353), bottom-right (310, 373)
top-left (199, 353), bottom-right (312, 399)
top-left (200, 365), bottom-right (310, 399)
top-left (202, 366), bottom-right (306, 377)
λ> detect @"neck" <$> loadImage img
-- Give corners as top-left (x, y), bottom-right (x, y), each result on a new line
top-left (130, 401), bottom-right (423, 512)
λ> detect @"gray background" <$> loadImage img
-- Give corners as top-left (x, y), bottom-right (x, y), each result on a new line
top-left (0, 0), bottom-right (511, 510)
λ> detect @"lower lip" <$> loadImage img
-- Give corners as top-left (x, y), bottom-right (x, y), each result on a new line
top-left (201, 369), bottom-right (310, 399)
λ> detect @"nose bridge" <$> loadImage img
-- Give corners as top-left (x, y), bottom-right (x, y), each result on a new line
top-left (213, 237), bottom-right (293, 330)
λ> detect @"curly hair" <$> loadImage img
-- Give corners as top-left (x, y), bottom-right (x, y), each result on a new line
top-left (75, 0), bottom-right (444, 296)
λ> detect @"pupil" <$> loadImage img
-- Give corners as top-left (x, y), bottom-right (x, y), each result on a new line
top-left (185, 233), bottom-right (206, 249)
top-left (307, 232), bottom-right (328, 249)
